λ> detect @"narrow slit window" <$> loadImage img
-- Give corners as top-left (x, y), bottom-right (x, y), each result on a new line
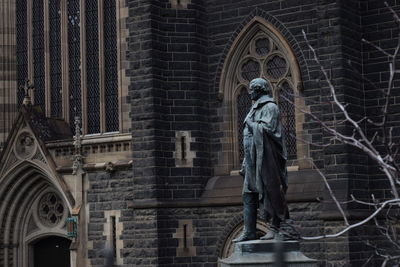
top-left (183, 224), bottom-right (187, 249)
top-left (181, 136), bottom-right (186, 160)
top-left (110, 216), bottom-right (117, 259)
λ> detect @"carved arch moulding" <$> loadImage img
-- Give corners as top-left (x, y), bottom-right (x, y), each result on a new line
top-left (217, 16), bottom-right (310, 172)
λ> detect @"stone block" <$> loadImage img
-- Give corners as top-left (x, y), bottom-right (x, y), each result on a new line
top-left (220, 240), bottom-right (317, 267)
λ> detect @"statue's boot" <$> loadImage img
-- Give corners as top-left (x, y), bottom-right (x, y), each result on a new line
top-left (260, 228), bottom-right (277, 240)
top-left (260, 215), bottom-right (280, 240)
top-left (233, 193), bottom-right (257, 243)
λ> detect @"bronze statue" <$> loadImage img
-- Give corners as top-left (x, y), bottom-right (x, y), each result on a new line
top-left (233, 78), bottom-right (294, 242)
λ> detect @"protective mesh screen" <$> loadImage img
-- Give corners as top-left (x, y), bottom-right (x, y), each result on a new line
top-left (68, 0), bottom-right (81, 131)
top-left (86, 0), bottom-right (101, 134)
top-left (237, 87), bottom-right (252, 163)
top-left (16, 0), bottom-right (27, 106)
top-left (104, 0), bottom-right (119, 132)
top-left (32, 0), bottom-right (46, 112)
top-left (49, 0), bottom-right (62, 118)
top-left (279, 82), bottom-right (297, 160)
top-left (266, 55), bottom-right (286, 79)
top-left (241, 59), bottom-right (260, 82)
top-left (255, 38), bottom-right (269, 56)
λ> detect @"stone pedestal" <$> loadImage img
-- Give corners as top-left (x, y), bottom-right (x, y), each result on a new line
top-left (219, 240), bottom-right (317, 267)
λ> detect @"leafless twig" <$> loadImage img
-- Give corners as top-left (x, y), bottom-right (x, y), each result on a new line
top-left (301, 198), bottom-right (400, 240)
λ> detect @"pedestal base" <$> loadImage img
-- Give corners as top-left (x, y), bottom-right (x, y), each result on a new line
top-left (219, 240), bottom-right (317, 267)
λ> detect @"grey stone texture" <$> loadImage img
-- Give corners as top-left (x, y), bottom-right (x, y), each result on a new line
top-left (220, 239), bottom-right (317, 267)
top-left (84, 0), bottom-right (400, 266)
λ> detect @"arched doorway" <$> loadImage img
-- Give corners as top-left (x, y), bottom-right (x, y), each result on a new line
top-left (33, 236), bottom-right (71, 267)
top-left (0, 162), bottom-right (73, 267)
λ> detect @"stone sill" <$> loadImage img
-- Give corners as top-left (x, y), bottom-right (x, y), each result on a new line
top-left (129, 169), bottom-right (324, 210)
top-left (45, 132), bottom-right (132, 148)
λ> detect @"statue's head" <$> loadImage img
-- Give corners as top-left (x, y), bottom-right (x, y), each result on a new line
top-left (249, 78), bottom-right (271, 100)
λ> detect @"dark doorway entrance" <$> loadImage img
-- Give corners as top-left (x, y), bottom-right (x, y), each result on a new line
top-left (33, 236), bottom-right (71, 267)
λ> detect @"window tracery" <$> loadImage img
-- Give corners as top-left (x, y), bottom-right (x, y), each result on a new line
top-left (218, 18), bottom-right (305, 172)
top-left (234, 32), bottom-right (297, 164)
top-left (37, 192), bottom-right (66, 227)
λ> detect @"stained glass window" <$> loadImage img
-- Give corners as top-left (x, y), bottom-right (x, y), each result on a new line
top-left (279, 82), bottom-right (297, 160)
top-left (237, 87), bottom-right (252, 163)
top-left (32, 0), bottom-right (46, 112)
top-left (68, 0), bottom-right (82, 131)
top-left (16, 0), bottom-right (28, 106)
top-left (49, 0), bottom-right (62, 118)
top-left (86, 0), bottom-right (101, 134)
top-left (103, 0), bottom-right (119, 132)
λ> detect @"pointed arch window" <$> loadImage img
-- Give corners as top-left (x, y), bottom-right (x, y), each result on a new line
top-left (220, 18), bottom-right (306, 171)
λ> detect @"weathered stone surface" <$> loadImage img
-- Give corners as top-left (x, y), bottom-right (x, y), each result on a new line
top-left (220, 240), bottom-right (317, 267)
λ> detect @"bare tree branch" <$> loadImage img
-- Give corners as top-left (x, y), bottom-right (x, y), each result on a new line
top-left (301, 198), bottom-right (400, 240)
top-left (362, 38), bottom-right (393, 58)
top-left (361, 255), bottom-right (374, 267)
top-left (294, 4), bottom-right (400, 263)
top-left (291, 133), bottom-right (332, 148)
top-left (308, 160), bottom-right (349, 226)
top-left (302, 28), bottom-right (400, 199)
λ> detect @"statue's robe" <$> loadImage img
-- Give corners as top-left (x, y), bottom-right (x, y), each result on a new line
top-left (242, 94), bottom-right (289, 222)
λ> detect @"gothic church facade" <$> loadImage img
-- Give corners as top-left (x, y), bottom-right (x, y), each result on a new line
top-left (0, 0), bottom-right (397, 266)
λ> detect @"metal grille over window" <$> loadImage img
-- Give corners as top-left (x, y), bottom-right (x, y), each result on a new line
top-left (265, 55), bottom-right (287, 80)
top-left (49, 0), bottom-right (62, 118)
top-left (103, 0), bottom-right (119, 132)
top-left (241, 59), bottom-right (260, 82)
top-left (255, 38), bottom-right (269, 56)
top-left (68, 0), bottom-right (82, 132)
top-left (33, 0), bottom-right (46, 112)
top-left (16, 0), bottom-right (28, 106)
top-left (38, 192), bottom-right (66, 227)
top-left (237, 87), bottom-right (252, 163)
top-left (279, 82), bottom-right (297, 161)
top-left (86, 0), bottom-right (101, 134)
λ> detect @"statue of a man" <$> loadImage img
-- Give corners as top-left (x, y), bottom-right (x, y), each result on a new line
top-left (233, 78), bottom-right (292, 242)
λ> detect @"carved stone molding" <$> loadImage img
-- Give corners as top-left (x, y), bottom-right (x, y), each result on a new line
top-left (15, 131), bottom-right (36, 159)
top-left (37, 192), bottom-right (67, 228)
